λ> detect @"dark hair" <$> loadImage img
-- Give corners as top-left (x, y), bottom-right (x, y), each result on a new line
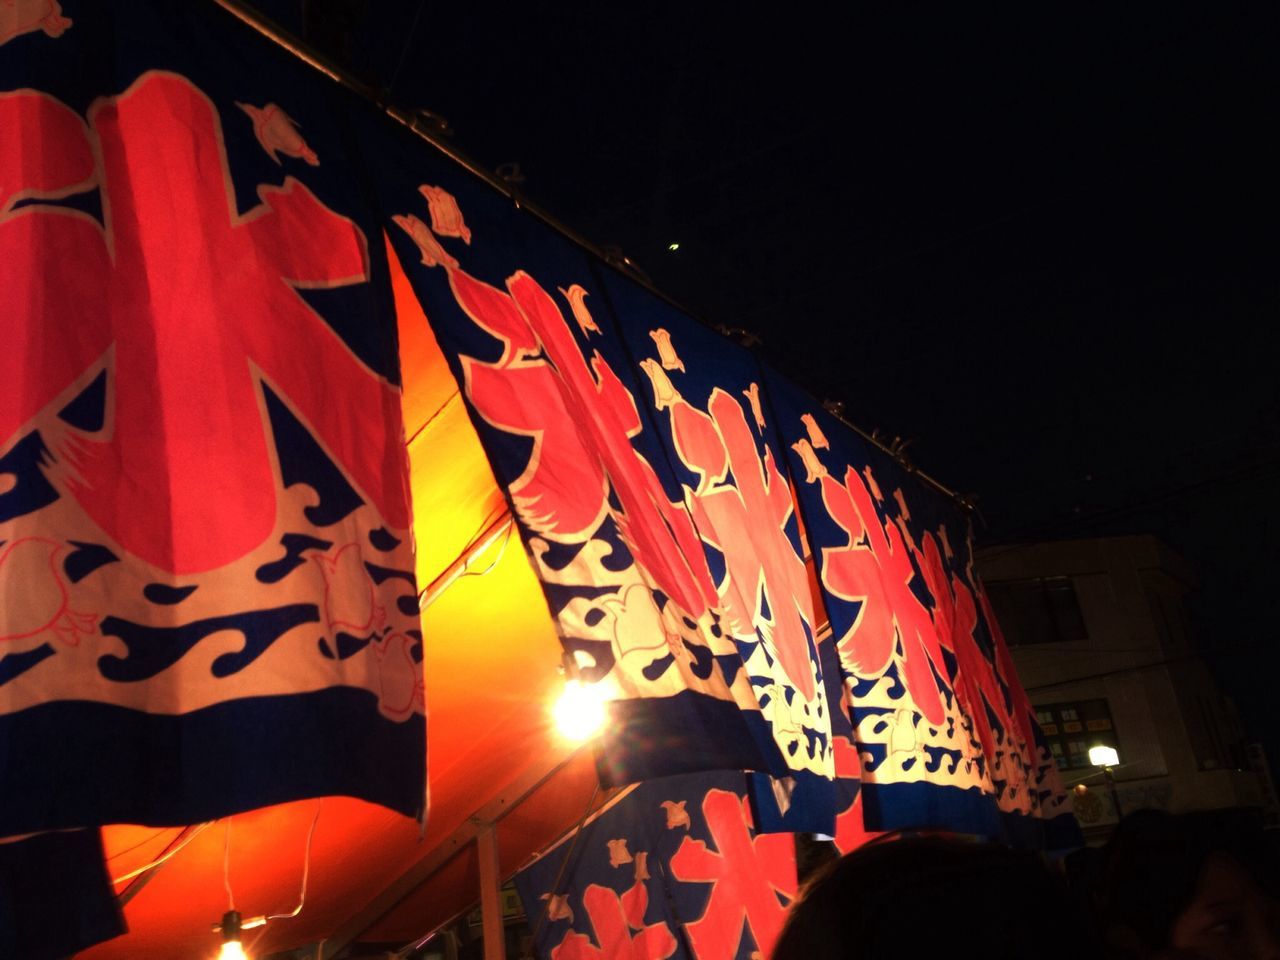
top-left (1095, 807), bottom-right (1277, 953)
top-left (772, 833), bottom-right (1092, 959)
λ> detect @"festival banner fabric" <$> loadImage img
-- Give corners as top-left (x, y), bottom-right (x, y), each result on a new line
top-left (366, 114), bottom-right (1075, 839)
top-left (0, 0), bottom-right (425, 843)
top-left (766, 373), bottom-right (1077, 844)
top-left (0, 4), bottom-right (1078, 956)
top-left (513, 771), bottom-right (798, 960)
top-left (2, 9), bottom-right (1075, 934)
top-left (357, 92), bottom-right (1075, 842)
top-left (363, 118), bottom-right (837, 833)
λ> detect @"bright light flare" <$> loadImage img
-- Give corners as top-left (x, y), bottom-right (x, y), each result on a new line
top-left (218, 940), bottom-right (249, 960)
top-left (553, 678), bottom-right (607, 741)
top-left (1088, 745), bottom-right (1119, 768)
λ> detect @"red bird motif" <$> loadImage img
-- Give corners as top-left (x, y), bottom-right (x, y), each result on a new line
top-left (0, 0), bottom-right (71, 47)
top-left (312, 543), bottom-right (384, 635)
top-left (236, 101), bottom-right (319, 165)
top-left (417, 184), bottom-right (471, 243)
top-left (0, 538), bottom-right (96, 646)
top-left (660, 799), bottom-right (691, 830)
top-left (374, 632), bottom-right (424, 721)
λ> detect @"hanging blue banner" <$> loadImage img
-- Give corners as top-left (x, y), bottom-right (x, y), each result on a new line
top-left (0, 0), bottom-right (425, 839)
top-left (766, 372), bottom-right (1078, 843)
top-left (514, 771), bottom-right (798, 960)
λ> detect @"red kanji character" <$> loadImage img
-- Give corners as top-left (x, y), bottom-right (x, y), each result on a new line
top-left (662, 387), bottom-right (817, 699)
top-left (809, 465), bottom-right (946, 725)
top-left (914, 529), bottom-right (1009, 757)
top-left (668, 788), bottom-right (797, 958)
top-left (442, 265), bottom-right (717, 616)
top-left (551, 883), bottom-right (677, 960)
top-left (831, 733), bottom-right (881, 853)
top-left (1, 73), bottom-right (408, 574)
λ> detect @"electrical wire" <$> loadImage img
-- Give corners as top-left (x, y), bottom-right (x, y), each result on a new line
top-left (238, 801), bottom-right (323, 957)
top-left (529, 783), bottom-right (602, 948)
top-left (454, 519), bottom-right (514, 581)
top-left (404, 389), bottom-right (461, 448)
top-left (382, 0), bottom-right (428, 104)
top-left (265, 799), bottom-right (323, 921)
top-left (223, 817), bottom-right (236, 911)
top-left (976, 456), bottom-right (1280, 566)
top-left (111, 822), bottom-right (212, 886)
top-left (1061, 762), bottom-right (1139, 786)
top-left (105, 827), bottom-right (173, 863)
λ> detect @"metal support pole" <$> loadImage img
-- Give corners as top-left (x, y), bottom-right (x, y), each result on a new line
top-left (1103, 765), bottom-right (1124, 820)
top-left (475, 823), bottom-right (506, 960)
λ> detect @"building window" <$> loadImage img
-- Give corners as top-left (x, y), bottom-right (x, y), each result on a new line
top-left (1036, 698), bottom-right (1118, 770)
top-left (985, 576), bottom-right (1087, 647)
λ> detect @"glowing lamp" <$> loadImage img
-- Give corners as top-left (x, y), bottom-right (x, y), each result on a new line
top-left (1088, 745), bottom-right (1119, 768)
top-left (553, 678), bottom-right (607, 741)
top-left (217, 911), bottom-right (248, 960)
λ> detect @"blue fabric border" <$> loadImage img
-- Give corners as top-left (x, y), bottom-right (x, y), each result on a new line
top-left (596, 689), bottom-right (773, 787)
top-left (860, 782), bottom-right (1003, 837)
top-left (0, 689), bottom-right (424, 834)
top-left (748, 769), bottom-right (838, 836)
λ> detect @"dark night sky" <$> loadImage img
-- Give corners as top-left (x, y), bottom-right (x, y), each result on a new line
top-left (271, 3), bottom-right (1278, 751)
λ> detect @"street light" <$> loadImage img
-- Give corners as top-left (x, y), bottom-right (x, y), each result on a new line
top-left (1088, 745), bottom-right (1123, 819)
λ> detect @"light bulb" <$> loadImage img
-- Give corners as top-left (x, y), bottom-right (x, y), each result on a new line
top-left (216, 910), bottom-right (249, 960)
top-left (552, 678), bottom-right (606, 741)
top-left (1088, 745), bottom-right (1119, 768)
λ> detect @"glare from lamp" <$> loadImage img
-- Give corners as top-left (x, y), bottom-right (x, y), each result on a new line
top-left (217, 910), bottom-right (248, 960)
top-left (553, 678), bottom-right (607, 741)
top-left (1088, 745), bottom-right (1120, 768)
top-left (667, 242), bottom-right (680, 252)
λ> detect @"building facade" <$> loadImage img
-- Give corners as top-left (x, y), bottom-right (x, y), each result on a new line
top-left (977, 535), bottom-right (1268, 839)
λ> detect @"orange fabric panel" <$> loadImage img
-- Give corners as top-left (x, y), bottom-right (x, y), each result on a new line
top-left (394, 232), bottom-right (458, 442)
top-left (391, 233), bottom-right (511, 591)
top-left (407, 399), bottom-right (509, 589)
top-left (417, 535), bottom-right (563, 786)
top-left (494, 749), bottom-right (604, 882)
top-left (87, 799), bottom-right (417, 959)
top-left (363, 749), bottom-right (601, 943)
top-left (372, 842), bottom-right (482, 947)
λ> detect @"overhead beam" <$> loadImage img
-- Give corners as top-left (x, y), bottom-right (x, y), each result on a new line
top-left (317, 744), bottom-right (583, 960)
